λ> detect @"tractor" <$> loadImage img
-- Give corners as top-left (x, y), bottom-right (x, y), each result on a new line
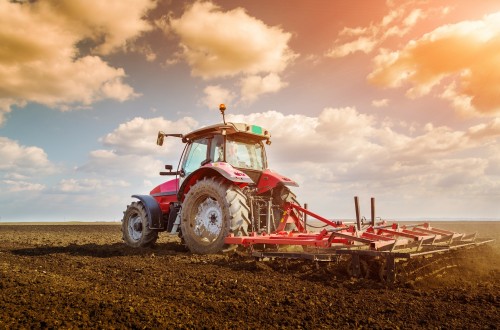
top-left (122, 104), bottom-right (301, 254)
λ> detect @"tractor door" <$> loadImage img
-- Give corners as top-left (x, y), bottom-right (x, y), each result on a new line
top-left (182, 138), bottom-right (209, 177)
top-left (180, 135), bottom-right (225, 179)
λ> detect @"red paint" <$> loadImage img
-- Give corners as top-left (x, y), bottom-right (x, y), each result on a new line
top-left (256, 169), bottom-right (298, 194)
top-left (150, 178), bottom-right (179, 213)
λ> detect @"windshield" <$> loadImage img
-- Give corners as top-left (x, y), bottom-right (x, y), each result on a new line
top-left (226, 138), bottom-right (265, 171)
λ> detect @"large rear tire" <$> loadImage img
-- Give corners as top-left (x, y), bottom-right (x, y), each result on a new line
top-left (122, 201), bottom-right (159, 248)
top-left (181, 177), bottom-right (250, 254)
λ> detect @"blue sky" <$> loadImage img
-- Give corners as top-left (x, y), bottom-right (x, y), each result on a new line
top-left (1, 0), bottom-right (499, 221)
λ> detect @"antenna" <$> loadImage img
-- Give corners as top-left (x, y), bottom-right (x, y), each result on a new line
top-left (219, 104), bottom-right (226, 124)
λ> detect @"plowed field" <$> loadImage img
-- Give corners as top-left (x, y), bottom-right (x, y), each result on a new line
top-left (1, 222), bottom-right (499, 329)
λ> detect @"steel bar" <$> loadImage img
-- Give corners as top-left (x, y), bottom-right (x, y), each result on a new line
top-left (354, 196), bottom-right (361, 231)
top-left (370, 197), bottom-right (375, 226)
top-left (304, 203), bottom-right (308, 229)
top-left (377, 228), bottom-right (421, 240)
top-left (288, 203), bottom-right (342, 229)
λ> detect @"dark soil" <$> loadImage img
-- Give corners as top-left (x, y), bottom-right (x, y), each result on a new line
top-left (1, 224), bottom-right (499, 329)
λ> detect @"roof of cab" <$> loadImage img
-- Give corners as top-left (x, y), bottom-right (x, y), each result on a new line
top-left (184, 122), bottom-right (271, 142)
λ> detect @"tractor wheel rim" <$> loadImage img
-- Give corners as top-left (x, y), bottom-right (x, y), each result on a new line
top-left (128, 214), bottom-right (142, 241)
top-left (194, 197), bottom-right (223, 243)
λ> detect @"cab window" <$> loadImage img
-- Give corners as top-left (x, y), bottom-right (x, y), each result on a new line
top-left (226, 138), bottom-right (265, 170)
top-left (210, 135), bottom-right (224, 162)
top-left (183, 138), bottom-right (208, 175)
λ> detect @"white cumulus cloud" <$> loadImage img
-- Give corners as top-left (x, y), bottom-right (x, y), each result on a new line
top-left (101, 117), bottom-right (198, 156)
top-left (167, 1), bottom-right (297, 105)
top-left (240, 73), bottom-right (288, 103)
top-left (368, 11), bottom-right (500, 116)
top-left (2, 180), bottom-right (45, 192)
top-left (201, 85), bottom-right (236, 110)
top-left (0, 137), bottom-right (54, 194)
top-left (0, 0), bottom-right (156, 121)
top-left (0, 137), bottom-right (55, 175)
top-left (79, 116), bottom-right (199, 180)
top-left (169, 1), bottom-right (296, 79)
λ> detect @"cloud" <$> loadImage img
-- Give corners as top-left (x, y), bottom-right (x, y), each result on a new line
top-left (80, 116), bottom-right (199, 179)
top-left (2, 180), bottom-right (45, 192)
top-left (372, 98), bottom-right (389, 108)
top-left (39, 0), bottom-right (157, 55)
top-left (227, 109), bottom-right (500, 197)
top-left (467, 117), bottom-right (500, 140)
top-left (201, 85), bottom-right (236, 110)
top-left (0, 137), bottom-right (55, 175)
top-left (55, 178), bottom-right (129, 193)
top-left (0, 137), bottom-right (55, 194)
top-left (167, 1), bottom-right (296, 105)
top-left (0, 0), bottom-right (155, 118)
top-left (240, 73), bottom-right (288, 103)
top-left (169, 1), bottom-right (297, 79)
top-left (78, 150), bottom-right (166, 180)
top-left (228, 107), bottom-right (378, 163)
top-left (326, 1), bottom-right (435, 58)
top-left (101, 116), bottom-right (198, 156)
top-left (368, 12), bottom-right (500, 116)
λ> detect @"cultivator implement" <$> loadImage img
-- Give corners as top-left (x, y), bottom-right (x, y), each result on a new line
top-left (225, 197), bottom-right (493, 283)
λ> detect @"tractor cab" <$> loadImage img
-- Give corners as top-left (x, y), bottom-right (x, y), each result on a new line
top-left (179, 121), bottom-right (271, 184)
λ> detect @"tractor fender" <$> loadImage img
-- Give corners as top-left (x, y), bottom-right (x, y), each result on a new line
top-left (177, 163), bottom-right (253, 201)
top-left (131, 194), bottom-right (164, 230)
top-left (256, 169), bottom-right (298, 194)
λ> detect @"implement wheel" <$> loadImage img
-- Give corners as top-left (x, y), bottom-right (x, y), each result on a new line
top-left (346, 256), bottom-right (370, 279)
top-left (122, 201), bottom-right (158, 248)
top-left (181, 177), bottom-right (250, 254)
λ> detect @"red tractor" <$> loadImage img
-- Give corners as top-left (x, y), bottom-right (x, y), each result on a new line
top-left (122, 105), bottom-right (300, 253)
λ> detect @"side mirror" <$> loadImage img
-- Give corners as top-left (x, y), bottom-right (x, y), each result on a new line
top-left (157, 131), bottom-right (165, 146)
top-left (160, 164), bottom-right (179, 176)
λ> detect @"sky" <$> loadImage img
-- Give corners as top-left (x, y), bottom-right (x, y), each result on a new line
top-left (1, 0), bottom-right (499, 222)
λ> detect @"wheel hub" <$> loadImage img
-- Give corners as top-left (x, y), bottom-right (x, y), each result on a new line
top-left (128, 214), bottom-right (143, 241)
top-left (133, 222), bottom-right (143, 232)
top-left (194, 198), bottom-right (223, 242)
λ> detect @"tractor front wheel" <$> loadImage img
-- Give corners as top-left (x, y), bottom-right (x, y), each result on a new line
top-left (122, 201), bottom-right (158, 248)
top-left (181, 177), bottom-right (250, 254)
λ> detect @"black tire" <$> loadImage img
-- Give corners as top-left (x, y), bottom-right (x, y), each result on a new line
top-left (122, 201), bottom-right (158, 248)
top-left (180, 177), bottom-right (250, 254)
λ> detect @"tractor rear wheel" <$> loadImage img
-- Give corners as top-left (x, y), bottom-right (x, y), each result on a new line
top-left (122, 201), bottom-right (158, 248)
top-left (181, 177), bottom-right (250, 254)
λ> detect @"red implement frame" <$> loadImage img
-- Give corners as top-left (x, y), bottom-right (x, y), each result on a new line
top-left (224, 198), bottom-right (493, 282)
